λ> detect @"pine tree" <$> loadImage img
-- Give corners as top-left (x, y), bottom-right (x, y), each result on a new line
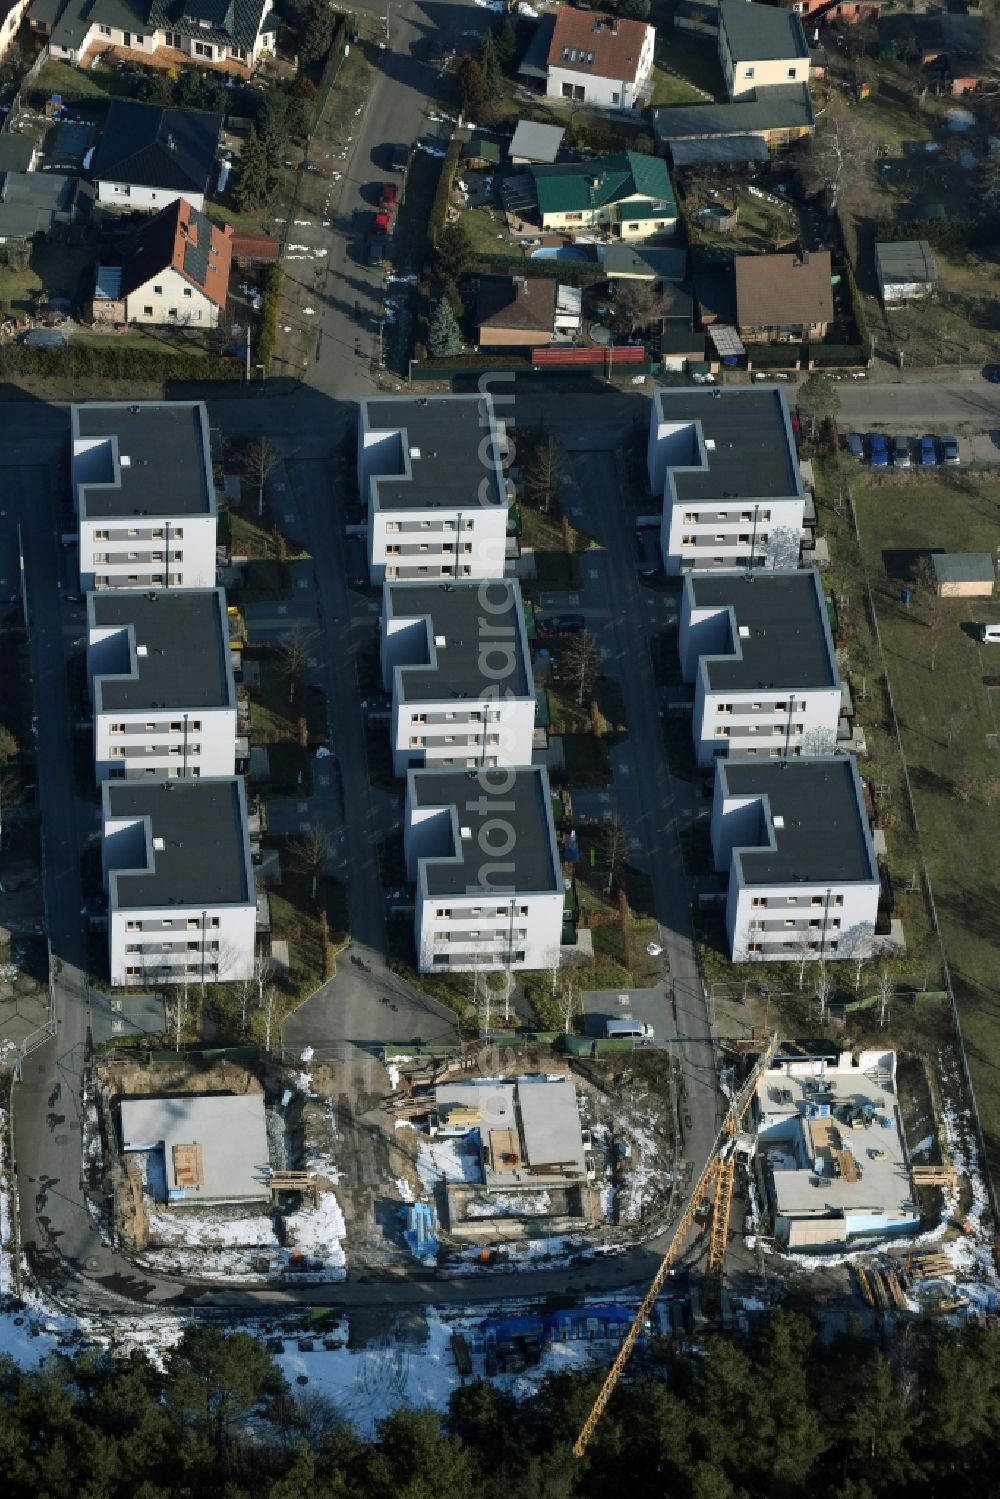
top-left (236, 128), bottom-right (272, 211)
top-left (434, 220), bottom-right (474, 281)
top-left (479, 31), bottom-right (504, 101)
top-left (492, 17), bottom-right (517, 70)
top-left (427, 298), bottom-right (463, 358)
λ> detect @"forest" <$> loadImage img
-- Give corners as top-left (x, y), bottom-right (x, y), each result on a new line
top-left (1, 1310), bottom-right (999, 1498)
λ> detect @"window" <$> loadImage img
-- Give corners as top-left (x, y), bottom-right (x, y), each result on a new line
top-left (183, 288), bottom-right (192, 298)
top-left (787, 66), bottom-right (797, 78)
top-left (751, 896), bottom-right (766, 907)
top-left (681, 534), bottom-right (695, 545)
top-left (209, 918), bottom-right (220, 929)
top-left (718, 704), bottom-right (732, 715)
top-left (154, 284), bottom-right (163, 296)
top-left (99, 23), bottom-right (111, 35)
top-left (436, 908), bottom-right (451, 918)
top-left (745, 66), bottom-right (755, 79)
top-left (386, 521), bottom-right (399, 533)
top-left (126, 920), bottom-right (140, 931)
top-left (143, 306), bottom-right (153, 316)
top-left (194, 40), bottom-right (212, 57)
top-left (409, 736), bottom-right (422, 748)
top-left (125, 965), bottom-right (141, 977)
top-left (95, 529), bottom-right (108, 540)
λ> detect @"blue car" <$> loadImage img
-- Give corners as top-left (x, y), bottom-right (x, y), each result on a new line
top-left (919, 434), bottom-right (938, 466)
top-left (845, 433), bottom-right (864, 460)
top-left (983, 365), bottom-right (1000, 383)
top-left (869, 433), bottom-right (889, 467)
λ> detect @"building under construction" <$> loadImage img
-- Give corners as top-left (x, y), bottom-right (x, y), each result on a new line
top-left (754, 1047), bottom-right (920, 1250)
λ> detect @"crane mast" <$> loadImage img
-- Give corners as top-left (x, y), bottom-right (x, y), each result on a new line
top-left (572, 1034), bottom-right (779, 1459)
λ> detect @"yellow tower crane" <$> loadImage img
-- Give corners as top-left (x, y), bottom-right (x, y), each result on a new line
top-left (572, 1033), bottom-right (780, 1459)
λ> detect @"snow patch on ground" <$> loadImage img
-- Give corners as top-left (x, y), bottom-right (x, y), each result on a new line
top-left (465, 1190), bottom-right (551, 1219)
top-left (417, 1134), bottom-right (482, 1188)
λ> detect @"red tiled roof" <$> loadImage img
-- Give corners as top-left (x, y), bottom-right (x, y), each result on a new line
top-left (548, 7), bottom-right (652, 82)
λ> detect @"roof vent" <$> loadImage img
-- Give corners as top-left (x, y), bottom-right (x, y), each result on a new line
top-left (409, 446), bottom-right (421, 459)
top-left (120, 455), bottom-right (131, 467)
top-left (773, 815), bottom-right (785, 830)
top-left (434, 634), bottom-right (446, 647)
top-left (738, 625), bottom-right (750, 639)
top-left (136, 644), bottom-right (148, 657)
top-left (460, 825), bottom-right (473, 840)
top-left (705, 438), bottom-right (716, 451)
top-left (153, 836), bottom-right (165, 850)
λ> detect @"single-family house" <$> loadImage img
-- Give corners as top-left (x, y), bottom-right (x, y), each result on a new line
top-left (545, 8), bottom-right (655, 110)
top-left (36, 0), bottom-right (278, 72)
top-left (531, 151), bottom-right (677, 240)
top-left (476, 274), bottom-right (557, 349)
top-left (89, 100), bottom-right (222, 212)
top-left (718, 0), bottom-right (810, 100)
top-left (93, 197), bottom-right (232, 328)
top-left (0, 170), bottom-right (93, 243)
top-left (734, 249), bottom-right (833, 341)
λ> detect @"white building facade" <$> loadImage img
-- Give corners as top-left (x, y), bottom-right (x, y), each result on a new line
top-left (358, 395), bottom-right (510, 584)
top-left (72, 401), bottom-right (218, 591)
top-left (405, 766), bottom-right (564, 973)
top-left (647, 385), bottom-right (805, 576)
top-left (679, 568), bottom-right (841, 767)
top-left (544, 11), bottom-right (655, 109)
top-left (88, 588), bottom-right (237, 782)
top-left (711, 757), bottom-right (879, 964)
top-left (103, 778), bottom-right (255, 987)
top-left (381, 579), bottom-right (536, 776)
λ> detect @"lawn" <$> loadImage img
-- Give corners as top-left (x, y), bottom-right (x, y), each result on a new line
top-left (246, 649), bottom-right (327, 746)
top-left (3, 242), bottom-right (96, 316)
top-left (649, 63), bottom-right (710, 107)
top-left (35, 59), bottom-right (118, 101)
top-left (228, 504), bottom-right (309, 562)
top-left (654, 30), bottom-right (727, 101)
top-left (852, 469), bottom-right (1000, 1170)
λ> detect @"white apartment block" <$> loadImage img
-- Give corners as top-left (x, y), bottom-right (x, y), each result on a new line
top-left (358, 394), bottom-right (510, 584)
top-left (103, 778), bottom-right (255, 987)
top-left (647, 385), bottom-right (806, 576)
top-left (381, 579), bottom-right (536, 776)
top-left (72, 401), bottom-right (218, 591)
top-left (87, 588), bottom-right (237, 782)
top-left (679, 568), bottom-right (841, 767)
top-left (405, 766), bottom-right (564, 973)
top-left (711, 757), bottom-right (879, 965)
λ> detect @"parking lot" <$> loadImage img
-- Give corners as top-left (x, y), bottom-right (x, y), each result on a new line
top-left (844, 428), bottom-right (1000, 469)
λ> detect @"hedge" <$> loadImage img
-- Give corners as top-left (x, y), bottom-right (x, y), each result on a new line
top-left (426, 137), bottom-right (462, 259)
top-left (257, 263), bottom-right (284, 371)
top-left (812, 344), bottom-right (867, 367)
top-left (0, 343), bottom-right (239, 381)
top-left (841, 255), bottom-right (870, 353)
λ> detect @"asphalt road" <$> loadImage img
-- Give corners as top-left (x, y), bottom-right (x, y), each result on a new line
top-left (825, 371), bottom-right (1000, 429)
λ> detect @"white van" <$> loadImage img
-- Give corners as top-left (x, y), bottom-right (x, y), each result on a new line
top-left (980, 623), bottom-right (1000, 643)
top-left (605, 1019), bottom-right (654, 1041)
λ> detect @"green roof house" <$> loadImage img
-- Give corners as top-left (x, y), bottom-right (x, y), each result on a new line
top-left (530, 151), bottom-right (677, 240)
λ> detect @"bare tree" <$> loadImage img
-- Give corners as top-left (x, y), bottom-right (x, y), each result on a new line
top-left (614, 279), bottom-right (667, 337)
top-left (560, 978), bottom-right (578, 1034)
top-left (166, 976), bottom-right (191, 1053)
top-left (522, 430), bottom-right (566, 513)
top-left (245, 433), bottom-right (279, 519)
top-left (798, 100), bottom-right (875, 209)
top-left (794, 941), bottom-right (813, 992)
top-left (291, 823), bottom-right (331, 901)
top-left (876, 963), bottom-right (894, 1027)
top-left (564, 628), bottom-right (600, 707)
top-left (261, 980), bottom-right (280, 1053)
top-left (815, 961), bottom-right (835, 1022)
top-left (277, 628), bottom-right (314, 705)
top-left (601, 814), bottom-right (628, 897)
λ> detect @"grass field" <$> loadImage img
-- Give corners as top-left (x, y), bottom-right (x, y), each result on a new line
top-left (649, 64), bottom-right (709, 107)
top-left (852, 469), bottom-right (1000, 1170)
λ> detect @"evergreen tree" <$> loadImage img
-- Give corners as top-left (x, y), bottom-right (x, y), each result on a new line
top-left (427, 297), bottom-right (463, 358)
top-left (457, 55), bottom-right (486, 113)
top-left (434, 219), bottom-right (474, 281)
top-left (479, 31), bottom-right (504, 101)
top-left (619, 0), bottom-right (651, 17)
top-left (237, 128), bottom-right (273, 211)
top-left (492, 17), bottom-right (517, 70)
top-left (300, 0), bottom-right (334, 67)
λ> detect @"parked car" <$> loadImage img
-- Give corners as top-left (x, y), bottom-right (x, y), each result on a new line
top-left (367, 236), bottom-right (386, 267)
top-left (891, 435), bottom-right (911, 468)
top-left (845, 433), bottom-right (864, 460)
top-left (919, 434), bottom-right (938, 466)
top-left (373, 210), bottom-right (391, 235)
top-left (983, 365), bottom-right (1000, 383)
top-left (940, 435), bottom-right (960, 465)
top-left (868, 433), bottom-right (889, 468)
top-left (379, 182), bottom-right (399, 210)
top-left (389, 143), bottom-right (410, 173)
top-left (537, 613), bottom-right (586, 636)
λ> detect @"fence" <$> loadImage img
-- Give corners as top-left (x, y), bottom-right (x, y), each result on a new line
top-left (532, 344), bottom-right (647, 369)
top-left (848, 485), bottom-right (999, 1230)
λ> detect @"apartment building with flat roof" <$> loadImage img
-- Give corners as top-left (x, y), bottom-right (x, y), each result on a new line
top-left (711, 757), bottom-right (879, 964)
top-left (102, 777), bottom-right (255, 986)
top-left (358, 395), bottom-right (510, 583)
top-left (72, 401), bottom-right (217, 591)
top-left (647, 386), bottom-right (805, 575)
top-left (679, 568), bottom-right (841, 766)
top-left (404, 766), bottom-right (563, 972)
top-left (381, 579), bottom-right (535, 775)
top-left (87, 587), bottom-right (237, 781)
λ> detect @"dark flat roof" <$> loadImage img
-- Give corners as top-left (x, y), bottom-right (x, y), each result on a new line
top-left (687, 569), bottom-right (837, 691)
top-left (720, 758), bottom-right (876, 885)
top-left (653, 386), bottom-right (802, 502)
top-left (362, 395), bottom-right (506, 513)
top-left (89, 588), bottom-right (234, 713)
top-left (385, 580), bottom-right (531, 702)
top-left (409, 767), bottom-right (560, 896)
top-left (104, 778), bottom-right (252, 909)
top-left (73, 401), bottom-right (214, 520)
top-left (719, 0), bottom-right (808, 62)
